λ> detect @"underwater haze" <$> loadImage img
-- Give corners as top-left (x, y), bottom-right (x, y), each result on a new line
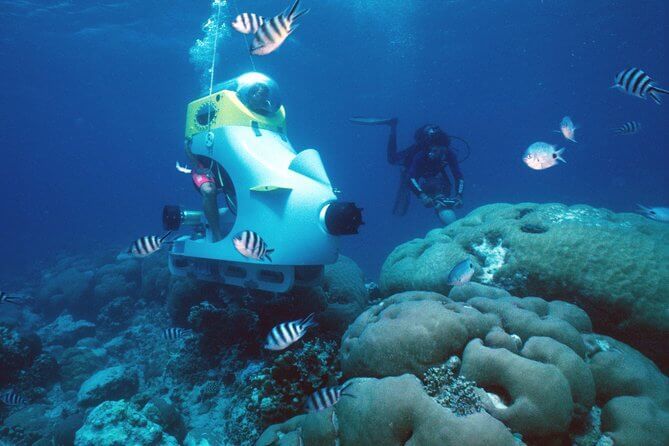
top-left (1, 1), bottom-right (668, 445)
top-left (1, 0), bottom-right (668, 280)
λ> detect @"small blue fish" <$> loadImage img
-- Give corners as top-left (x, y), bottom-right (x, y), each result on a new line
top-left (637, 205), bottom-right (669, 223)
top-left (447, 259), bottom-right (475, 286)
top-left (557, 116), bottom-right (577, 142)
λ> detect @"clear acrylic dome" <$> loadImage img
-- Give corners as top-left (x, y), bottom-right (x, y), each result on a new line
top-left (234, 72), bottom-right (282, 115)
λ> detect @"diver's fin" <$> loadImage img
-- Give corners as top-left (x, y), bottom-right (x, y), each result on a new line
top-left (350, 116), bottom-right (396, 126)
top-left (250, 184), bottom-right (292, 192)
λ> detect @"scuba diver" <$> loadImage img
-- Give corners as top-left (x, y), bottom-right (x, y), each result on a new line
top-left (351, 118), bottom-right (465, 225)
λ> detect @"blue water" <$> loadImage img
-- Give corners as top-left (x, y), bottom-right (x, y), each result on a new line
top-left (1, 0), bottom-right (668, 282)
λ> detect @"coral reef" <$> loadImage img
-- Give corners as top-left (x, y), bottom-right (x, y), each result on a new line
top-left (226, 338), bottom-right (341, 443)
top-left (319, 255), bottom-right (369, 335)
top-left (0, 324), bottom-right (42, 387)
top-left (74, 400), bottom-right (179, 445)
top-left (421, 358), bottom-right (483, 416)
top-left (379, 203), bottom-right (669, 367)
top-left (37, 314), bottom-right (96, 348)
top-left (77, 365), bottom-right (139, 407)
top-left (256, 375), bottom-right (516, 446)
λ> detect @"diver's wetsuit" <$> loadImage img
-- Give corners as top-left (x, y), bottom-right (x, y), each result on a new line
top-left (387, 126), bottom-right (464, 214)
top-left (387, 126), bottom-right (421, 215)
top-left (406, 148), bottom-right (464, 199)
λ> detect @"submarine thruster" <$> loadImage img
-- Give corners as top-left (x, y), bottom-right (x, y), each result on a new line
top-left (163, 72), bottom-right (363, 292)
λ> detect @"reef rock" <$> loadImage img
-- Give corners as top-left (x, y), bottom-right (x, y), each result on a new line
top-left (77, 365), bottom-right (139, 407)
top-left (38, 314), bottom-right (96, 347)
top-left (379, 203), bottom-right (669, 365)
top-left (0, 324), bottom-right (42, 386)
top-left (75, 400), bottom-right (179, 446)
top-left (585, 334), bottom-right (669, 446)
top-left (256, 374), bottom-right (516, 446)
top-left (319, 255), bottom-right (369, 334)
top-left (59, 347), bottom-right (107, 391)
top-left (341, 292), bottom-right (599, 440)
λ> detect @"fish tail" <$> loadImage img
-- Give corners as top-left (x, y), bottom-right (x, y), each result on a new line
top-left (160, 231), bottom-right (173, 242)
top-left (649, 90), bottom-right (662, 105)
top-left (264, 249), bottom-right (274, 262)
top-left (637, 204), bottom-right (651, 212)
top-left (556, 148), bottom-right (567, 163)
top-left (285, 0), bottom-right (300, 18)
top-left (340, 380), bottom-right (355, 397)
top-left (291, 7), bottom-right (310, 21)
top-left (651, 85), bottom-right (669, 95)
top-left (300, 312), bottom-right (318, 329)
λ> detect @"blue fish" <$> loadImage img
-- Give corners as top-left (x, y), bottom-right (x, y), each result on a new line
top-left (447, 259), bottom-right (476, 286)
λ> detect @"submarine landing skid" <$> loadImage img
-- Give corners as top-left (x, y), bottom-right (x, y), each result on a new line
top-left (168, 253), bottom-right (323, 293)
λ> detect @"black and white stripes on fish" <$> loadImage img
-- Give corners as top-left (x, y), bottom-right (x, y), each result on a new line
top-left (613, 67), bottom-right (669, 105)
top-left (233, 230), bottom-right (274, 262)
top-left (614, 121), bottom-right (641, 135)
top-left (305, 382), bottom-right (354, 413)
top-left (264, 313), bottom-right (317, 350)
top-left (250, 0), bottom-right (310, 56)
top-left (232, 12), bottom-right (265, 34)
top-left (162, 327), bottom-right (189, 341)
top-left (126, 232), bottom-right (172, 259)
top-left (1, 391), bottom-right (27, 406)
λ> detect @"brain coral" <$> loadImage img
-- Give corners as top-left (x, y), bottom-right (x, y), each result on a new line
top-left (340, 291), bottom-right (599, 439)
top-left (255, 374), bottom-right (516, 446)
top-left (379, 203), bottom-right (669, 367)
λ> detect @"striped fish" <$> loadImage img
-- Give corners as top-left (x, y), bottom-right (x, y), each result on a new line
top-left (612, 68), bottom-right (669, 105)
top-left (233, 231), bottom-right (274, 262)
top-left (1, 292), bottom-right (22, 305)
top-left (264, 313), bottom-right (317, 350)
top-left (162, 327), bottom-right (190, 341)
top-left (1, 391), bottom-right (27, 406)
top-left (613, 121), bottom-right (641, 135)
top-left (250, 0), bottom-right (310, 56)
top-left (124, 232), bottom-right (172, 259)
top-left (305, 382), bottom-right (354, 413)
top-left (232, 12), bottom-right (265, 34)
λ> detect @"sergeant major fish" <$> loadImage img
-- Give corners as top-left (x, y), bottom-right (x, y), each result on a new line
top-left (557, 116), bottom-right (577, 142)
top-left (612, 67), bottom-right (669, 105)
top-left (1, 391), bottom-right (26, 406)
top-left (118, 232), bottom-right (172, 260)
top-left (613, 121), bottom-right (641, 135)
top-left (233, 230), bottom-right (274, 262)
top-left (250, 0), bottom-right (310, 56)
top-left (232, 12), bottom-right (265, 34)
top-left (162, 327), bottom-right (190, 341)
top-left (447, 259), bottom-right (476, 286)
top-left (305, 382), bottom-right (354, 412)
top-left (523, 142), bottom-right (566, 170)
top-left (264, 313), bottom-right (317, 351)
top-left (637, 205), bottom-right (669, 223)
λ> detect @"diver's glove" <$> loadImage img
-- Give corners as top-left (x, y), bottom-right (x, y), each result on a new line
top-left (420, 193), bottom-right (434, 208)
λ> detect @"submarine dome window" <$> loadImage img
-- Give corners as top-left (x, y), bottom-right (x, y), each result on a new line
top-left (196, 103), bottom-right (218, 128)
